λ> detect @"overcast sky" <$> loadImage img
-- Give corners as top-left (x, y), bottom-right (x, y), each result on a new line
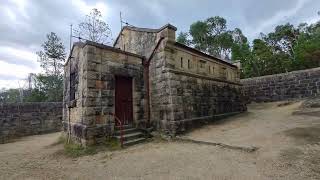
top-left (0, 0), bottom-right (319, 89)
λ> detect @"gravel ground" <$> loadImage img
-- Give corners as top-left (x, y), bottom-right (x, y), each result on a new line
top-left (0, 101), bottom-right (319, 180)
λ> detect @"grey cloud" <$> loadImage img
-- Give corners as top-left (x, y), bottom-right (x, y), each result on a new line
top-left (0, 74), bottom-right (21, 80)
top-left (1, 0), bottom-right (319, 50)
top-left (243, 0), bottom-right (299, 25)
top-left (0, 53), bottom-right (38, 69)
top-left (0, 0), bottom-right (319, 87)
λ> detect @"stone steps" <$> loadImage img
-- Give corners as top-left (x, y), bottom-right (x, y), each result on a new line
top-left (114, 128), bottom-right (138, 136)
top-left (114, 124), bottom-right (147, 147)
top-left (123, 137), bottom-right (146, 146)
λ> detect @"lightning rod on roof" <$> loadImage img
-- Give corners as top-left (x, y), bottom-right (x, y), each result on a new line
top-left (120, 11), bottom-right (125, 51)
top-left (70, 24), bottom-right (73, 52)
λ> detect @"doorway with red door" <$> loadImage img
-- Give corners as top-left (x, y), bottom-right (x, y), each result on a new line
top-left (115, 76), bottom-right (133, 126)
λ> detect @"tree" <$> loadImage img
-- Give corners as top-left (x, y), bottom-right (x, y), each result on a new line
top-left (189, 21), bottom-right (210, 53)
top-left (177, 32), bottom-right (191, 46)
top-left (36, 32), bottom-right (66, 76)
top-left (25, 74), bottom-right (63, 102)
top-left (187, 16), bottom-right (246, 59)
top-left (32, 32), bottom-right (66, 102)
top-left (294, 23), bottom-right (320, 69)
top-left (264, 23), bottom-right (298, 61)
top-left (180, 15), bottom-right (320, 78)
top-left (78, 8), bottom-right (111, 43)
top-left (0, 89), bottom-right (21, 103)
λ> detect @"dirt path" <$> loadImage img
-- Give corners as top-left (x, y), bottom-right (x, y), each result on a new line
top-left (0, 101), bottom-right (319, 180)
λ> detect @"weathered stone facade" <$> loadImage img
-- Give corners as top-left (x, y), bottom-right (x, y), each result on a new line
top-left (0, 102), bottom-right (62, 143)
top-left (64, 24), bottom-right (246, 145)
top-left (114, 24), bottom-right (246, 135)
top-left (63, 42), bottom-right (145, 145)
top-left (241, 67), bottom-right (320, 102)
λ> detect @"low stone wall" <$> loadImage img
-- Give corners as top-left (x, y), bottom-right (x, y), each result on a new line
top-left (241, 67), bottom-right (320, 102)
top-left (0, 102), bottom-right (62, 143)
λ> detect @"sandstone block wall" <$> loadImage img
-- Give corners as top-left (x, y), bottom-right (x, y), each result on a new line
top-left (241, 67), bottom-right (320, 102)
top-left (0, 102), bottom-right (62, 143)
top-left (160, 68), bottom-right (246, 135)
top-left (65, 25), bottom-right (248, 145)
top-left (63, 42), bottom-right (145, 145)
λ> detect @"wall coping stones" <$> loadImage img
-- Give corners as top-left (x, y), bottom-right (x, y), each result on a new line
top-left (241, 67), bottom-right (320, 102)
top-left (241, 67), bottom-right (320, 81)
top-left (165, 68), bottom-right (242, 86)
top-left (0, 102), bottom-right (62, 144)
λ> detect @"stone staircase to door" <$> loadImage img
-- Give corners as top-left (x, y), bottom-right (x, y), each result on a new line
top-left (114, 125), bottom-right (147, 147)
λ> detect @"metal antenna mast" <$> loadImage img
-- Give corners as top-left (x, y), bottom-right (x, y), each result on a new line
top-left (120, 12), bottom-right (125, 51)
top-left (70, 24), bottom-right (73, 51)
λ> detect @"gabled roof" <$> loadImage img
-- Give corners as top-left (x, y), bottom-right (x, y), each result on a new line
top-left (112, 23), bottom-right (236, 68)
top-left (66, 40), bottom-right (145, 66)
top-left (113, 24), bottom-right (177, 47)
top-left (85, 41), bottom-right (145, 59)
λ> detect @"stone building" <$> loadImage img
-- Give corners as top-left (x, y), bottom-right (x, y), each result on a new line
top-left (63, 24), bottom-right (247, 145)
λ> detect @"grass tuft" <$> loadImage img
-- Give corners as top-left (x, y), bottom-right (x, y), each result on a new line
top-left (61, 137), bottom-right (122, 158)
top-left (63, 143), bottom-right (97, 158)
top-left (103, 137), bottom-right (121, 151)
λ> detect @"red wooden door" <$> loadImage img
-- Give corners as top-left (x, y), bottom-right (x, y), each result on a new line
top-left (115, 76), bottom-right (133, 125)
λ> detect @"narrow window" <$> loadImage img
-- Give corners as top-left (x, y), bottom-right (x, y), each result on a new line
top-left (221, 67), bottom-right (227, 79)
top-left (188, 59), bottom-right (191, 69)
top-left (208, 66), bottom-right (211, 74)
top-left (180, 57), bottom-right (183, 68)
top-left (199, 60), bottom-right (206, 68)
top-left (70, 72), bottom-right (76, 101)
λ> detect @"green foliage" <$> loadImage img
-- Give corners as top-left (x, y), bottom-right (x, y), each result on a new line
top-left (24, 74), bottom-right (63, 102)
top-left (189, 20), bottom-right (210, 52)
top-left (36, 32), bottom-right (66, 76)
top-left (293, 25), bottom-right (320, 69)
top-left (24, 32), bottom-right (66, 102)
top-left (185, 16), bottom-right (248, 60)
top-left (1, 32), bottom-right (65, 103)
top-left (23, 89), bottom-right (46, 102)
top-left (63, 137), bottom-right (120, 158)
top-left (0, 74), bottom-right (63, 103)
top-left (243, 21), bottom-right (320, 77)
top-left (104, 137), bottom-right (121, 150)
top-left (183, 15), bottom-right (320, 78)
top-left (64, 143), bottom-right (97, 158)
top-left (177, 32), bottom-right (190, 46)
top-left (0, 89), bottom-right (21, 103)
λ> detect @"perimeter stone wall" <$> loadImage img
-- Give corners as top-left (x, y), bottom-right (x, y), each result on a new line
top-left (241, 67), bottom-right (320, 102)
top-left (0, 102), bottom-right (62, 143)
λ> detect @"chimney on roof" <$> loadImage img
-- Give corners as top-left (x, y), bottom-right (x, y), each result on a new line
top-left (158, 24), bottom-right (177, 43)
top-left (232, 60), bottom-right (241, 70)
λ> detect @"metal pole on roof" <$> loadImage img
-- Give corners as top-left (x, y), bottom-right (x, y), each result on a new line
top-left (70, 24), bottom-right (73, 52)
top-left (120, 11), bottom-right (124, 51)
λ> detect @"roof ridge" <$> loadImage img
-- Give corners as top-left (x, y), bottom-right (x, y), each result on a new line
top-left (174, 42), bottom-right (237, 68)
top-left (113, 24), bottom-right (177, 46)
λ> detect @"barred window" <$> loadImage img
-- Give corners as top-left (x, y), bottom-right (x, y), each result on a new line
top-left (70, 72), bottom-right (76, 101)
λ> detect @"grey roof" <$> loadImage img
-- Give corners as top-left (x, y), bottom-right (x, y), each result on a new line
top-left (113, 24), bottom-right (177, 47)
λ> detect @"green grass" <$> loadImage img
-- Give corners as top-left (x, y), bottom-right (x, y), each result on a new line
top-left (102, 137), bottom-right (121, 151)
top-left (63, 143), bottom-right (97, 158)
top-left (61, 137), bottom-right (121, 158)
